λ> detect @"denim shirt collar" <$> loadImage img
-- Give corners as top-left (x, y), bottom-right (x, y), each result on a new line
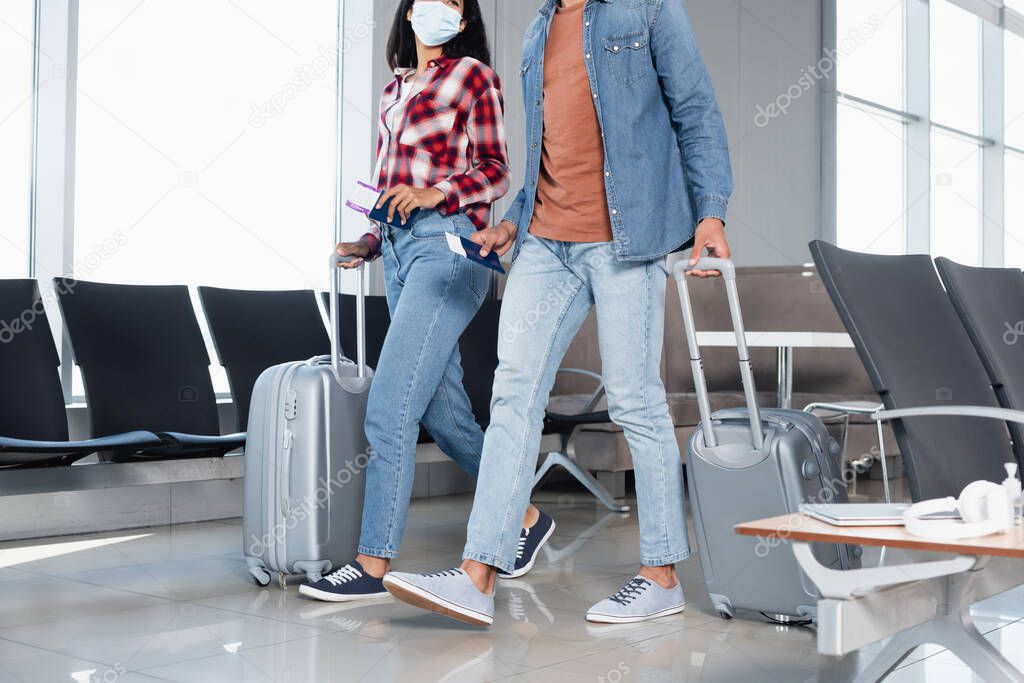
top-left (539, 0), bottom-right (611, 17)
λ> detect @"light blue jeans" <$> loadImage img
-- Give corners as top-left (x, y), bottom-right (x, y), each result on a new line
top-left (462, 233), bottom-right (690, 573)
top-left (357, 211), bottom-right (492, 559)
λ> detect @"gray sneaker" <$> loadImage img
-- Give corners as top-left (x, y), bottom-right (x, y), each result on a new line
top-left (383, 568), bottom-right (494, 627)
top-left (586, 576), bottom-right (685, 624)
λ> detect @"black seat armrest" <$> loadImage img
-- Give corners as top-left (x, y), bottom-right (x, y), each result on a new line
top-left (544, 410), bottom-right (611, 429)
top-left (0, 431), bottom-right (163, 454)
top-left (157, 432), bottom-right (246, 451)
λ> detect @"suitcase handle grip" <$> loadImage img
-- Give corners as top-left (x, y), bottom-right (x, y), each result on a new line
top-left (684, 257), bottom-right (736, 280)
top-left (330, 253), bottom-right (367, 380)
top-left (672, 258), bottom-right (763, 450)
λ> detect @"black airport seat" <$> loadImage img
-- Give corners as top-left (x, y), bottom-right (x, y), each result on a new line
top-left (810, 241), bottom-right (1012, 500)
top-left (199, 287), bottom-right (330, 431)
top-left (322, 291), bottom-right (499, 441)
top-left (320, 292), bottom-right (391, 372)
top-left (935, 258), bottom-right (1024, 466)
top-left (322, 291), bottom-right (442, 443)
top-left (0, 279), bottom-right (162, 466)
top-left (54, 278), bottom-right (245, 461)
top-left (459, 298), bottom-right (501, 427)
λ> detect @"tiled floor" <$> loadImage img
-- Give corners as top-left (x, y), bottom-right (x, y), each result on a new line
top-left (0, 484), bottom-right (1020, 682)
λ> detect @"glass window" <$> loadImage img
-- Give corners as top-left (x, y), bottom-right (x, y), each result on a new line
top-left (931, 0), bottom-right (982, 134)
top-left (836, 102), bottom-right (906, 255)
top-left (836, 0), bottom-right (904, 109)
top-left (930, 129), bottom-right (982, 264)
top-left (74, 0), bottom-right (338, 290)
top-left (0, 2), bottom-right (35, 278)
top-left (1006, 152), bottom-right (1024, 267)
top-left (1006, 31), bottom-right (1024, 150)
top-left (74, 0), bottom-right (339, 394)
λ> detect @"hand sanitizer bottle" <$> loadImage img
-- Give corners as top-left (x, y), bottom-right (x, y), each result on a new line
top-left (1003, 462), bottom-right (1022, 526)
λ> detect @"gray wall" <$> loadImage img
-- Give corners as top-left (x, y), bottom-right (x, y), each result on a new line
top-left (369, 0), bottom-right (824, 267)
top-left (688, 0), bottom-right (824, 267)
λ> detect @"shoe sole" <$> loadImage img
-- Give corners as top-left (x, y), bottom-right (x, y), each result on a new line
top-left (585, 603), bottom-right (686, 624)
top-left (383, 574), bottom-right (493, 627)
top-left (298, 584), bottom-right (390, 603)
top-left (498, 520), bottom-right (557, 580)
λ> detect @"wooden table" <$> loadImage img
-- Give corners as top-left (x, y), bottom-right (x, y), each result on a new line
top-left (695, 331), bottom-right (855, 409)
top-left (736, 513), bottom-right (1024, 682)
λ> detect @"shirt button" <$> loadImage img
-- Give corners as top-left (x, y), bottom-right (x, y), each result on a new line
top-left (611, 209), bottom-right (619, 215)
top-left (613, 46), bottom-right (620, 52)
top-left (585, 53), bottom-right (591, 59)
top-left (634, 42), bottom-right (641, 48)
top-left (605, 171), bottom-right (611, 177)
top-left (592, 92), bottom-right (597, 98)
top-left (585, 21), bottom-right (590, 26)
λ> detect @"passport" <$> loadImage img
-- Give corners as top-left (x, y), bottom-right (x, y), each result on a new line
top-left (445, 232), bottom-right (506, 274)
top-left (367, 192), bottom-right (421, 228)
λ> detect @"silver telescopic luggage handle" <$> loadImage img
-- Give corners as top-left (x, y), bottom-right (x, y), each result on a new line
top-left (672, 258), bottom-right (763, 450)
top-left (329, 253), bottom-right (367, 380)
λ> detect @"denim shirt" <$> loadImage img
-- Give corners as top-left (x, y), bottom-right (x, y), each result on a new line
top-left (503, 0), bottom-right (733, 262)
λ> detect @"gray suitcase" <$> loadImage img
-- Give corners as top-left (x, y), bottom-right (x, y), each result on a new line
top-left (674, 257), bottom-right (860, 623)
top-left (243, 254), bottom-right (373, 588)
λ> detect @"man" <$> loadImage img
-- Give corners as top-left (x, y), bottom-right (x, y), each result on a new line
top-left (382, 0), bottom-right (733, 626)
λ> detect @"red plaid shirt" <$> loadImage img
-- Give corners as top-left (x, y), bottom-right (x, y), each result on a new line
top-left (363, 56), bottom-right (510, 255)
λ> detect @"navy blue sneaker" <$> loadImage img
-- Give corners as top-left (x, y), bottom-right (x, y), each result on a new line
top-left (299, 561), bottom-right (389, 602)
top-left (498, 509), bottom-right (556, 579)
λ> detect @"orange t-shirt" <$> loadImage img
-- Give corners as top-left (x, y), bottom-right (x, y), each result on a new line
top-left (528, 2), bottom-right (614, 244)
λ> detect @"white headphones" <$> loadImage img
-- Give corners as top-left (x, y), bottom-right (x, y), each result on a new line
top-left (903, 480), bottom-right (1012, 541)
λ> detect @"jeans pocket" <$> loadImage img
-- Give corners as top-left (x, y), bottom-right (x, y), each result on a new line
top-left (457, 220), bottom-right (491, 300)
top-left (383, 236), bottom-right (405, 287)
top-left (466, 258), bottom-right (491, 300)
top-left (408, 211), bottom-right (457, 241)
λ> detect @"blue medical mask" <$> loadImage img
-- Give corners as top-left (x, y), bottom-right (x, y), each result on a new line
top-left (410, 2), bottom-right (463, 47)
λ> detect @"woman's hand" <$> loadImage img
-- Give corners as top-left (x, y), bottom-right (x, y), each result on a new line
top-left (336, 240), bottom-right (372, 269)
top-left (470, 221), bottom-right (518, 258)
top-left (377, 184), bottom-right (446, 224)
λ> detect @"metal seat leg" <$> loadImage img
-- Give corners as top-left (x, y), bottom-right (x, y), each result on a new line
top-left (534, 451), bottom-right (630, 513)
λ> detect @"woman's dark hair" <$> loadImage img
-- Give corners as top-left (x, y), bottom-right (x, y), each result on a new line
top-left (386, 0), bottom-right (491, 71)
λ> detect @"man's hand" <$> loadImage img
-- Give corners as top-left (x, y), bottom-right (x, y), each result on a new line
top-left (688, 217), bottom-right (731, 278)
top-left (376, 184), bottom-right (445, 224)
top-left (336, 239), bottom-right (372, 269)
top-left (470, 221), bottom-right (518, 258)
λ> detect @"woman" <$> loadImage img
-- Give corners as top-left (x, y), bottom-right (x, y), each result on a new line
top-left (301, 0), bottom-right (553, 602)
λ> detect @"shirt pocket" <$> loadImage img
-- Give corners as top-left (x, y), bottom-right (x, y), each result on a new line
top-left (602, 31), bottom-right (652, 85)
top-left (398, 98), bottom-right (458, 157)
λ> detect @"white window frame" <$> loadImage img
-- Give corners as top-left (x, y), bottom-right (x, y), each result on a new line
top-left (824, 0), bottom-right (1022, 266)
top-left (29, 0), bottom-right (356, 401)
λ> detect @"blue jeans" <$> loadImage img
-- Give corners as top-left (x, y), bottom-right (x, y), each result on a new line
top-left (462, 233), bottom-right (690, 573)
top-left (357, 211), bottom-right (492, 559)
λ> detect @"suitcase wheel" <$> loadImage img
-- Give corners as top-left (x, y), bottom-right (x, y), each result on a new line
top-left (711, 595), bottom-right (734, 620)
top-left (249, 566), bottom-right (272, 587)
